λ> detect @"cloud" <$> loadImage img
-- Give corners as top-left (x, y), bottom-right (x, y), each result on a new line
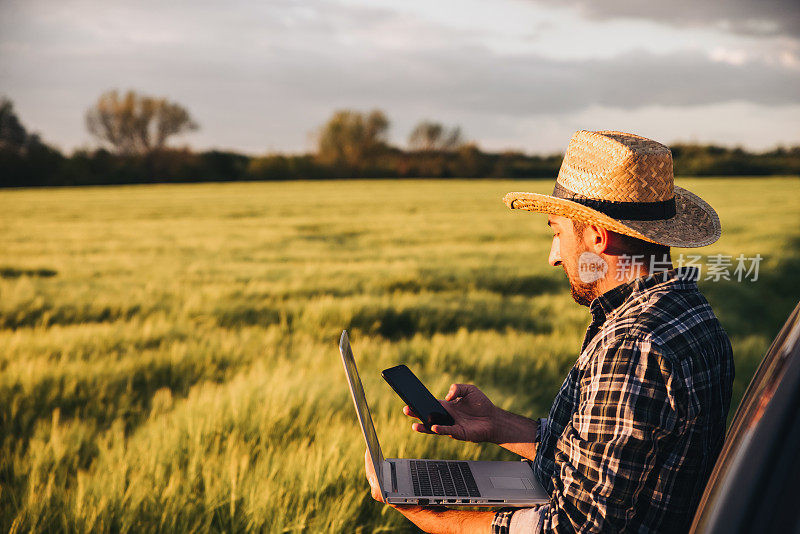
top-left (1, 0), bottom-right (798, 153)
top-left (259, 46), bottom-right (800, 115)
top-left (491, 102), bottom-right (800, 154)
top-left (530, 0), bottom-right (800, 39)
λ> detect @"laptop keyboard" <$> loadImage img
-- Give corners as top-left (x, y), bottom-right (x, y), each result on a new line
top-left (410, 460), bottom-right (481, 497)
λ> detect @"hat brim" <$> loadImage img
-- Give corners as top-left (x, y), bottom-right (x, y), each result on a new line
top-left (503, 186), bottom-right (721, 248)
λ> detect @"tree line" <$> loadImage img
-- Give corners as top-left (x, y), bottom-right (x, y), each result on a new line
top-left (2, 91), bottom-right (799, 188)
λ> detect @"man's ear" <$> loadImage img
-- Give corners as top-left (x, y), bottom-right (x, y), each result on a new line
top-left (585, 224), bottom-right (610, 254)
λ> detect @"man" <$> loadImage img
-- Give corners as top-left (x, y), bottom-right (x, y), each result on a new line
top-left (365, 130), bottom-right (734, 533)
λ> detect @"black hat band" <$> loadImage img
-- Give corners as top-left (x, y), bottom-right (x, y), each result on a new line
top-left (552, 183), bottom-right (676, 221)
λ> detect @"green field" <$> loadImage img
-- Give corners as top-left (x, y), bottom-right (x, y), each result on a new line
top-left (1, 178), bottom-right (798, 532)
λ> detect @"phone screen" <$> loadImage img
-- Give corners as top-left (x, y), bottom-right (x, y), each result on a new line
top-left (381, 365), bottom-right (455, 430)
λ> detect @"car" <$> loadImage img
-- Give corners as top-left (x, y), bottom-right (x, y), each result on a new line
top-left (690, 301), bottom-right (800, 533)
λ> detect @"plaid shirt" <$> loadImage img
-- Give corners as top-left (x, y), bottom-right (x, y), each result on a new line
top-left (493, 268), bottom-right (734, 533)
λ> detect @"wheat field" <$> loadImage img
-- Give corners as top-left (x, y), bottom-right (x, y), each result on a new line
top-left (0, 177), bottom-right (798, 532)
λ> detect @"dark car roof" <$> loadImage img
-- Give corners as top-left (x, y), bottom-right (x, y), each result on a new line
top-left (690, 300), bottom-right (800, 533)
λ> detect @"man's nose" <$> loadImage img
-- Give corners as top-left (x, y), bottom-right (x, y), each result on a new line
top-left (548, 236), bottom-right (562, 267)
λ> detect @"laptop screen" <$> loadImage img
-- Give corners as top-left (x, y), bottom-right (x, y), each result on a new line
top-left (339, 331), bottom-right (385, 486)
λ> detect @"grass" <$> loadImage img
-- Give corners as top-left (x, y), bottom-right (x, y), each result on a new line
top-left (0, 177), bottom-right (798, 532)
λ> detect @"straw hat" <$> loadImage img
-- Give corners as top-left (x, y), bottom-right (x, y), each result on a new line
top-left (503, 130), bottom-right (721, 247)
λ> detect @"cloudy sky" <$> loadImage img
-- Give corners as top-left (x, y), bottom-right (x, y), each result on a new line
top-left (1, 0), bottom-right (799, 154)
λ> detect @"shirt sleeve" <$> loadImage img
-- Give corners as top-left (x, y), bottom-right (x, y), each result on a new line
top-left (492, 506), bottom-right (547, 534)
top-left (539, 335), bottom-right (679, 533)
top-left (491, 509), bottom-right (515, 534)
top-left (536, 418), bottom-right (549, 442)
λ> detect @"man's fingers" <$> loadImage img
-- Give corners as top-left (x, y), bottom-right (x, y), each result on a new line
top-left (430, 424), bottom-right (462, 439)
top-left (364, 450), bottom-right (384, 502)
top-left (403, 405), bottom-right (420, 419)
top-left (444, 383), bottom-right (460, 401)
top-left (444, 383), bottom-right (473, 402)
top-left (411, 422), bottom-right (434, 434)
top-left (430, 424), bottom-right (449, 434)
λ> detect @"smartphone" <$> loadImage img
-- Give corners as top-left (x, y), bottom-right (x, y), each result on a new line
top-left (381, 364), bottom-right (455, 431)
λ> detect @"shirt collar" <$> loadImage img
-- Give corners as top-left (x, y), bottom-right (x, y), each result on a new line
top-left (589, 267), bottom-right (699, 323)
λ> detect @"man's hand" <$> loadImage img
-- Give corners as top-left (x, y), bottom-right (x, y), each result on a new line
top-left (405, 383), bottom-right (499, 443)
top-left (364, 451), bottom-right (494, 534)
top-left (404, 383), bottom-right (540, 460)
top-left (364, 450), bottom-right (385, 503)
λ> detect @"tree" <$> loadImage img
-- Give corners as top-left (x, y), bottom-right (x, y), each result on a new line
top-left (0, 97), bottom-right (36, 153)
top-left (0, 97), bottom-right (64, 187)
top-left (316, 109), bottom-right (389, 171)
top-left (85, 90), bottom-right (198, 155)
top-left (408, 121), bottom-right (463, 152)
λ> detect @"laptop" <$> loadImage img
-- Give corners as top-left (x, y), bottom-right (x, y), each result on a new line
top-left (339, 330), bottom-right (549, 506)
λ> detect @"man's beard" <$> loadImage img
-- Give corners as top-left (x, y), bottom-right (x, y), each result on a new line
top-left (563, 252), bottom-right (601, 307)
top-left (568, 274), bottom-right (599, 307)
